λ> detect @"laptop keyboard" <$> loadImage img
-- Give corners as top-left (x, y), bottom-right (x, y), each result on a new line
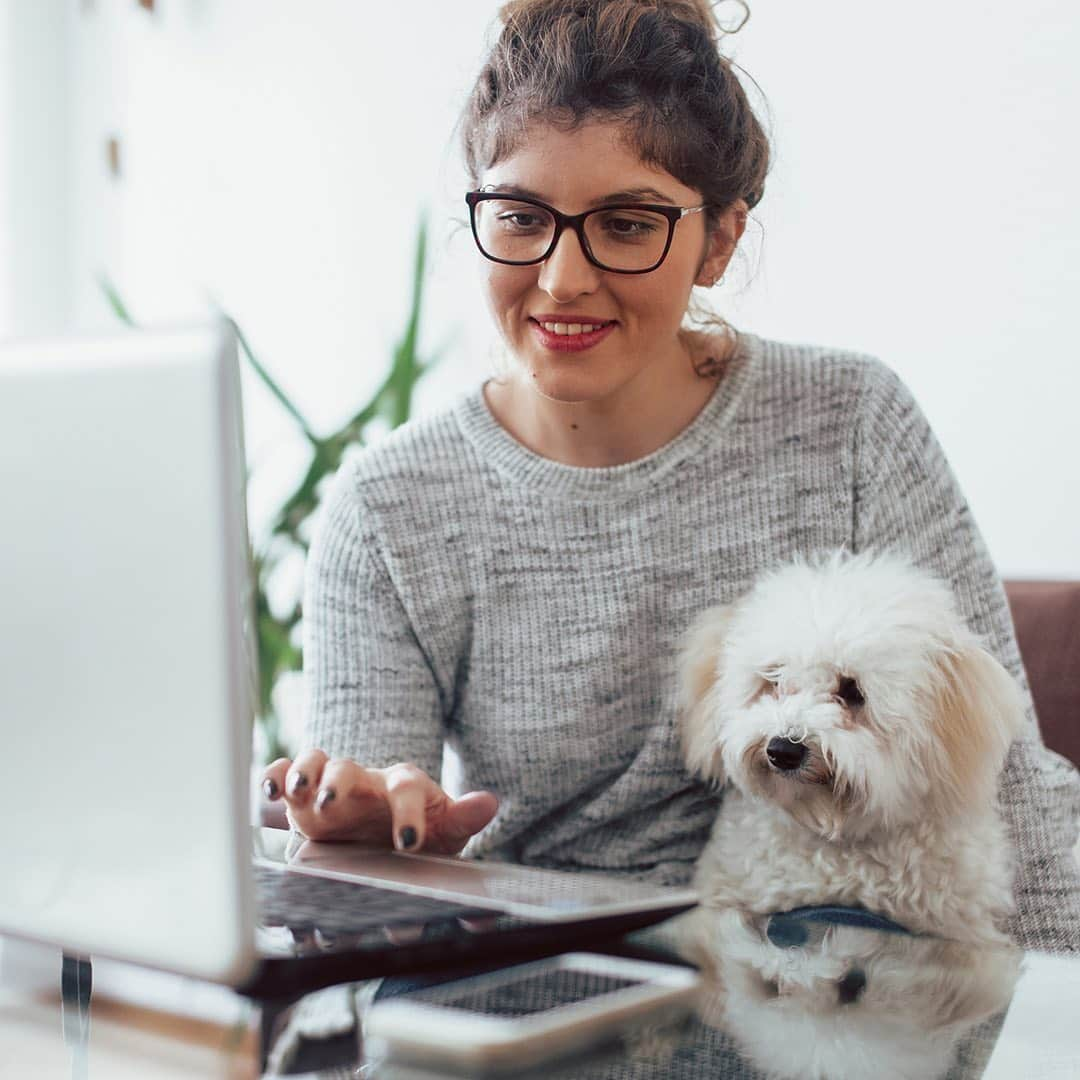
top-left (254, 863), bottom-right (493, 935)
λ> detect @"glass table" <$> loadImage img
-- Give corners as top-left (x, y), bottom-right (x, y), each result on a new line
top-left (328, 905), bottom-right (1076, 1079)
top-left (3, 903), bottom-right (1077, 1078)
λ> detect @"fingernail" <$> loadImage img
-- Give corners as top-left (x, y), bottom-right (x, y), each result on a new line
top-left (262, 778), bottom-right (278, 800)
top-left (398, 826), bottom-right (417, 850)
top-left (315, 788), bottom-right (335, 812)
top-left (288, 772), bottom-right (308, 796)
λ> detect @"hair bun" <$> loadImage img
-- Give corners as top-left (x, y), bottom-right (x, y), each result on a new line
top-left (686, 1), bottom-right (750, 39)
top-left (499, 1), bottom-right (751, 39)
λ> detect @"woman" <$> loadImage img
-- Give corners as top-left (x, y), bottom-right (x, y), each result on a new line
top-left (262, 0), bottom-right (1079, 953)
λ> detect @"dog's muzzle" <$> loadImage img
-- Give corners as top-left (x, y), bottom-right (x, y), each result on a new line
top-left (766, 736), bottom-right (807, 772)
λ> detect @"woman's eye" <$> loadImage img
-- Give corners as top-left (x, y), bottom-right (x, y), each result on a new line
top-left (835, 676), bottom-right (865, 708)
top-left (598, 213), bottom-right (662, 242)
top-left (608, 217), bottom-right (649, 234)
top-left (497, 212), bottom-right (544, 231)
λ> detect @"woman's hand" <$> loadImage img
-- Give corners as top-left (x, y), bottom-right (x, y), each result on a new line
top-left (261, 751), bottom-right (499, 855)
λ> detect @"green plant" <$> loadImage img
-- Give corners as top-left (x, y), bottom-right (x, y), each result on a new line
top-left (100, 216), bottom-right (440, 762)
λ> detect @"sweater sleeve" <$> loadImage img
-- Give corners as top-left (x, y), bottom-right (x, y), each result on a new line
top-left (300, 459), bottom-right (445, 780)
top-left (851, 358), bottom-right (1080, 953)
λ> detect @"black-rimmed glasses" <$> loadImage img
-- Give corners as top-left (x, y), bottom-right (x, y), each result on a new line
top-left (465, 189), bottom-right (708, 274)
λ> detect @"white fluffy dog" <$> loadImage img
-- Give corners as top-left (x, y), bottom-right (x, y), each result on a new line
top-left (677, 550), bottom-right (1026, 947)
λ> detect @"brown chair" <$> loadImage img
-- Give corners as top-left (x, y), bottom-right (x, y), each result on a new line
top-left (1005, 580), bottom-right (1080, 769)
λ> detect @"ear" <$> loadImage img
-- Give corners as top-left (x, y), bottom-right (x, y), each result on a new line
top-left (694, 199), bottom-right (748, 287)
top-left (676, 603), bottom-right (738, 781)
top-left (927, 645), bottom-right (1027, 814)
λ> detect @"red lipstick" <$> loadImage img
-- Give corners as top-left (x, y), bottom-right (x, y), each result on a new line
top-left (529, 316), bottom-right (617, 353)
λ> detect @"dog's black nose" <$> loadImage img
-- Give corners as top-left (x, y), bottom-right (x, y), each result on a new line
top-left (766, 737), bottom-right (807, 771)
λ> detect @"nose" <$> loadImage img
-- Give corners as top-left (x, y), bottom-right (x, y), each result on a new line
top-left (536, 226), bottom-right (602, 301)
top-left (766, 737), bottom-right (807, 771)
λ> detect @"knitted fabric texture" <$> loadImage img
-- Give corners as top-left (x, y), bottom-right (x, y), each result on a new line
top-left (302, 330), bottom-right (1080, 954)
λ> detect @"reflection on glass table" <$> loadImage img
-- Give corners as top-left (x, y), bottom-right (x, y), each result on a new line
top-left (358, 903), bottom-right (1030, 1080)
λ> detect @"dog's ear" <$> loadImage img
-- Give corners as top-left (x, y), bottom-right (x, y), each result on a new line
top-left (676, 603), bottom-right (738, 782)
top-left (927, 644), bottom-right (1027, 814)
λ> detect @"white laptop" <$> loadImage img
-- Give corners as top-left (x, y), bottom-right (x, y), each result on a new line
top-left (0, 321), bottom-right (698, 999)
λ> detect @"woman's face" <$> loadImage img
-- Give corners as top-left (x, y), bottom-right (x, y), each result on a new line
top-left (475, 119), bottom-right (747, 405)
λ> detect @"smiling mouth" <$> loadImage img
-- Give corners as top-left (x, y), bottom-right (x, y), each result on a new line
top-left (528, 319), bottom-right (619, 354)
top-left (531, 315), bottom-right (617, 328)
top-left (530, 318), bottom-right (617, 336)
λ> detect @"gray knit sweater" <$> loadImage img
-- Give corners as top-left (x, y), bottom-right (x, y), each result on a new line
top-left (302, 329), bottom-right (1080, 953)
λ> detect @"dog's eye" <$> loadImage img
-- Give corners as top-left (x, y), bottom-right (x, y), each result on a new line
top-left (757, 667), bottom-right (783, 691)
top-left (757, 677), bottom-right (779, 699)
top-left (835, 676), bottom-right (865, 708)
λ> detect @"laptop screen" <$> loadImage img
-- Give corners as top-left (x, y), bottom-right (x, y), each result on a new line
top-left (0, 323), bottom-right (258, 985)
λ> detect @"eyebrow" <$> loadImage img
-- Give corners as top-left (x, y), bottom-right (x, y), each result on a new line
top-left (484, 183), bottom-right (678, 207)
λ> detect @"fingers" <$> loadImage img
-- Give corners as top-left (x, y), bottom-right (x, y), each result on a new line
top-left (383, 924), bottom-right (426, 945)
top-left (284, 749), bottom-right (329, 813)
top-left (261, 757), bottom-right (292, 801)
top-left (263, 753), bottom-right (500, 853)
top-left (314, 757), bottom-right (385, 816)
top-left (382, 773), bottom-right (499, 854)
top-left (383, 764), bottom-right (439, 852)
top-left (438, 791), bottom-right (500, 852)
top-left (304, 758), bottom-right (389, 842)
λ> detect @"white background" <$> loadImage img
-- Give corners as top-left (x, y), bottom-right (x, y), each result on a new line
top-left (3, 0), bottom-right (1078, 578)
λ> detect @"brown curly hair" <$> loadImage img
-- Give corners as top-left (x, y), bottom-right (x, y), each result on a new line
top-left (457, 0), bottom-right (771, 370)
top-left (460, 0), bottom-right (772, 233)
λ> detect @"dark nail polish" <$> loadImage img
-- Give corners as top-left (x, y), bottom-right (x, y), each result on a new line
top-left (399, 826), bottom-right (417, 850)
top-left (262, 778), bottom-right (278, 800)
top-left (315, 788), bottom-right (335, 812)
top-left (288, 772), bottom-right (308, 796)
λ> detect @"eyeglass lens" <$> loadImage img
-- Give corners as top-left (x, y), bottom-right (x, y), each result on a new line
top-left (472, 199), bottom-right (672, 272)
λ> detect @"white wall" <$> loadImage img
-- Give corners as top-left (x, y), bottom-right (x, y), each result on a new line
top-left (5, 0), bottom-right (1079, 576)
top-left (728, 1), bottom-right (1080, 578)
top-left (0, 0), bottom-right (70, 337)
top-left (58, 0), bottom-right (504, 574)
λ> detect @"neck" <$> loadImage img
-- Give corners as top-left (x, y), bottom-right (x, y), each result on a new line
top-left (484, 330), bottom-right (734, 468)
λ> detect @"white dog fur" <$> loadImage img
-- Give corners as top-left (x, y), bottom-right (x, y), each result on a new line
top-left (681, 906), bottom-right (1022, 1080)
top-left (677, 549), bottom-right (1027, 948)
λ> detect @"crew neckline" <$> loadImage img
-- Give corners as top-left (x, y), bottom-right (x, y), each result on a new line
top-left (453, 329), bottom-right (760, 501)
